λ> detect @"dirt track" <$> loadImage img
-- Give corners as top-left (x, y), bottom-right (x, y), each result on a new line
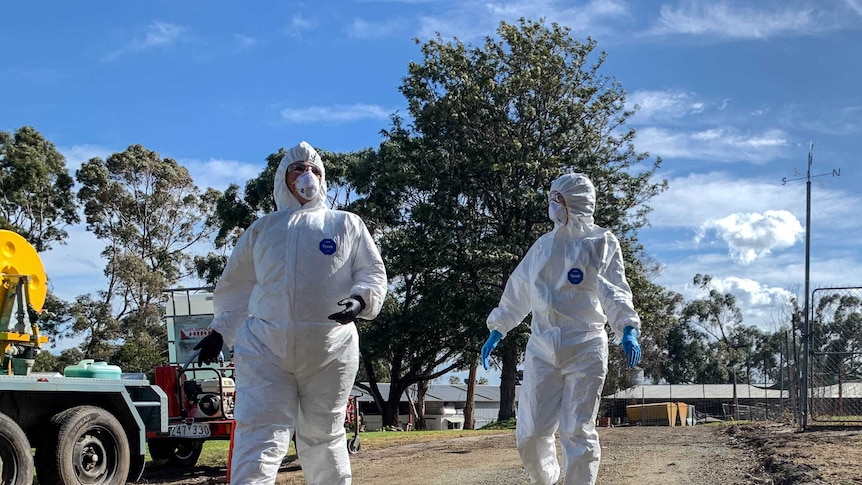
top-left (138, 422), bottom-right (862, 484)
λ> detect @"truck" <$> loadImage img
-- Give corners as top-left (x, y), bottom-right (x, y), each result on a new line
top-left (0, 229), bottom-right (168, 485)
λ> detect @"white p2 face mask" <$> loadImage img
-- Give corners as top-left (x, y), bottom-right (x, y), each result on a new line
top-left (295, 172), bottom-right (320, 200)
top-left (548, 201), bottom-right (568, 225)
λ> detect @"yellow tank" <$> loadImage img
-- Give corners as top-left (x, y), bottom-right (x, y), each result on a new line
top-left (1, 230), bottom-right (50, 369)
top-left (0, 229), bottom-right (48, 313)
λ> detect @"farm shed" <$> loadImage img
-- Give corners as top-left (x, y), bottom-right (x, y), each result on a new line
top-left (603, 383), bottom-right (789, 424)
top-left (353, 383), bottom-right (521, 430)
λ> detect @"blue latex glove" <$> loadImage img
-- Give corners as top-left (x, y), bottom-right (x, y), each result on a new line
top-left (481, 330), bottom-right (503, 371)
top-left (621, 326), bottom-right (641, 368)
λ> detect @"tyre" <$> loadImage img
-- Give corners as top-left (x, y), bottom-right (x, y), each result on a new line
top-left (0, 412), bottom-right (34, 485)
top-left (147, 438), bottom-right (203, 468)
top-left (347, 435), bottom-right (361, 454)
top-left (35, 405), bottom-right (130, 485)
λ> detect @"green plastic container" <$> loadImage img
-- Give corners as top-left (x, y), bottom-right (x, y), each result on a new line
top-left (64, 359), bottom-right (122, 379)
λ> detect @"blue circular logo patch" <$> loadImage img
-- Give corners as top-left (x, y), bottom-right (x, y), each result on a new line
top-left (568, 268), bottom-right (584, 284)
top-left (319, 238), bottom-right (337, 255)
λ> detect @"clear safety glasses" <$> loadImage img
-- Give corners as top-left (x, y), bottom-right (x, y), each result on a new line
top-left (288, 161), bottom-right (322, 176)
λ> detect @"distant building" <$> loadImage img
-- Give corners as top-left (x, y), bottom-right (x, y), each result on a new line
top-left (603, 383), bottom-right (790, 424)
top-left (353, 383), bottom-right (520, 431)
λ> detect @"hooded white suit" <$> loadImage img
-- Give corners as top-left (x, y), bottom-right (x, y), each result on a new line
top-left (486, 173), bottom-right (641, 485)
top-left (210, 141), bottom-right (387, 485)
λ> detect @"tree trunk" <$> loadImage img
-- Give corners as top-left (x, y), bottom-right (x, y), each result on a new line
top-left (415, 381), bottom-right (428, 430)
top-left (464, 361), bottom-right (477, 429)
top-left (498, 343), bottom-right (518, 421)
top-left (382, 383), bottom-right (406, 428)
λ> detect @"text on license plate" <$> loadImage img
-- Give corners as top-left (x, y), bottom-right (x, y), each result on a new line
top-left (169, 423), bottom-right (211, 438)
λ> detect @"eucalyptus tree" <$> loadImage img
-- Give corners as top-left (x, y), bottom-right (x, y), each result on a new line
top-left (0, 126), bottom-right (79, 251)
top-left (681, 274), bottom-right (745, 416)
top-left (372, 19), bottom-right (666, 420)
top-left (73, 144), bottom-right (219, 372)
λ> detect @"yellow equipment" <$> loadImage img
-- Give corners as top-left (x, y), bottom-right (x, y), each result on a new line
top-left (0, 229), bottom-right (49, 374)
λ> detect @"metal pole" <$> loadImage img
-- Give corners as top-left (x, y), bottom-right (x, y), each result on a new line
top-left (801, 144), bottom-right (813, 430)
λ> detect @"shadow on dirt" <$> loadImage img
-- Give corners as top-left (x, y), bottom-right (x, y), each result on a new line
top-left (138, 458), bottom-right (301, 484)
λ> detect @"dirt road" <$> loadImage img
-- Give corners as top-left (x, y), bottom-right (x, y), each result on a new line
top-left (138, 423), bottom-right (862, 484)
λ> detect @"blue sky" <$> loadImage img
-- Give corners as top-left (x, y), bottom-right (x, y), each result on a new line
top-left (3, 1), bottom-right (861, 383)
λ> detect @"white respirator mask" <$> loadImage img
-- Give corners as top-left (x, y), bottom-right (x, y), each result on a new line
top-left (548, 201), bottom-right (568, 225)
top-left (294, 171), bottom-right (320, 200)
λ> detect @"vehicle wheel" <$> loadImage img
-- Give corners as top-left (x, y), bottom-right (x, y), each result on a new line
top-left (128, 452), bottom-right (146, 483)
top-left (147, 439), bottom-right (203, 468)
top-left (35, 405), bottom-right (130, 485)
top-left (347, 435), bottom-right (361, 454)
top-left (0, 412), bottom-right (34, 485)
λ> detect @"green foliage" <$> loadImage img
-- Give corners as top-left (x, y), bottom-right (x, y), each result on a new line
top-left (62, 144), bottom-right (217, 364)
top-left (358, 18), bottom-right (666, 421)
top-left (33, 349), bottom-right (58, 372)
top-left (0, 126), bottom-right (80, 251)
top-left (480, 418), bottom-right (517, 430)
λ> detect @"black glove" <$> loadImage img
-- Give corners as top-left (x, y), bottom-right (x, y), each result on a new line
top-left (193, 330), bottom-right (224, 364)
top-left (328, 296), bottom-right (366, 324)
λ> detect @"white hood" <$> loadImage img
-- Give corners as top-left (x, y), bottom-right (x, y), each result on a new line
top-left (274, 141), bottom-right (328, 211)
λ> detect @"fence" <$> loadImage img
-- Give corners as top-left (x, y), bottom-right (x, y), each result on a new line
top-left (602, 383), bottom-right (791, 426)
top-left (808, 287), bottom-right (862, 424)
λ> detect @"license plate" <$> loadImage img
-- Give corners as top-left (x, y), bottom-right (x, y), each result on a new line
top-left (169, 423), bottom-right (211, 438)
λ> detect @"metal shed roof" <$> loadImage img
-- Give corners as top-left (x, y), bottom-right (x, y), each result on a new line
top-left (604, 383), bottom-right (788, 400)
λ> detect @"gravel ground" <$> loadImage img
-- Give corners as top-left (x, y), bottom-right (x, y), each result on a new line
top-left (137, 422), bottom-right (862, 485)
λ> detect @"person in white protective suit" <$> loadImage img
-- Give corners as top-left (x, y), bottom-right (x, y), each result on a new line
top-left (194, 141), bottom-right (388, 485)
top-left (481, 172), bottom-right (642, 485)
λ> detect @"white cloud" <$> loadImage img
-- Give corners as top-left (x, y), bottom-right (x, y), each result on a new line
top-left (779, 103), bottom-right (862, 137)
top-left (651, 1), bottom-right (825, 39)
top-left (59, 144), bottom-right (115, 172)
top-left (416, 0), bottom-right (631, 41)
top-left (280, 104), bottom-right (391, 123)
top-left (706, 276), bottom-right (796, 329)
top-left (233, 34), bottom-right (259, 50)
top-left (286, 14), bottom-right (315, 35)
top-left (696, 210), bottom-right (803, 264)
top-left (648, 172), bottom-right (857, 231)
top-left (710, 276), bottom-right (793, 310)
top-left (4, 67), bottom-right (64, 85)
top-left (844, 0), bottom-right (862, 15)
top-left (348, 18), bottom-right (405, 39)
top-left (142, 21), bottom-right (186, 47)
top-left (181, 158), bottom-right (262, 192)
top-left (636, 126), bottom-right (789, 163)
top-left (104, 21), bottom-right (188, 61)
top-left (628, 89), bottom-right (706, 123)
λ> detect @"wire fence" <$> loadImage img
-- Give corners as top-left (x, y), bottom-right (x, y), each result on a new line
top-left (808, 287), bottom-right (862, 424)
top-left (601, 382), bottom-right (793, 427)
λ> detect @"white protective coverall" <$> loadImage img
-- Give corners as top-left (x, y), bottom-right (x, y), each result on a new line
top-left (210, 141), bottom-right (387, 485)
top-left (486, 173), bottom-right (641, 485)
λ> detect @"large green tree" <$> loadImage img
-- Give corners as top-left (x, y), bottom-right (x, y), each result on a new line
top-left (359, 18), bottom-right (666, 421)
top-left (0, 126), bottom-right (79, 252)
top-left (69, 144), bottom-right (219, 372)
